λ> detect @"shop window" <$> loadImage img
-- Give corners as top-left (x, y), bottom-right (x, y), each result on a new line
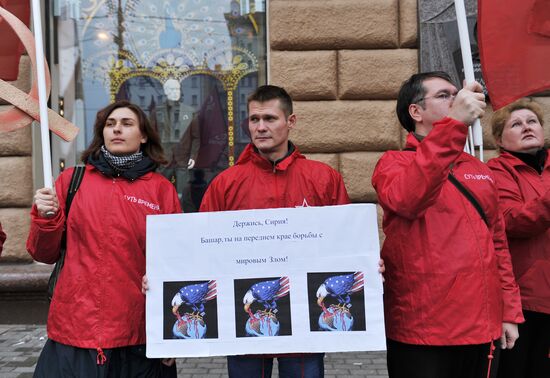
top-left (52, 0), bottom-right (267, 212)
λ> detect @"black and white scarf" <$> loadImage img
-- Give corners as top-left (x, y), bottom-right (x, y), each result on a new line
top-left (100, 145), bottom-right (143, 171)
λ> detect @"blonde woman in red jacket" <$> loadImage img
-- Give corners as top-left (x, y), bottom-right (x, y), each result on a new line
top-left (28, 101), bottom-right (181, 378)
top-left (488, 98), bottom-right (550, 378)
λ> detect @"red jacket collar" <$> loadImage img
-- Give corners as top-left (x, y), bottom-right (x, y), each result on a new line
top-left (404, 117), bottom-right (467, 152)
top-left (236, 143), bottom-right (305, 171)
top-left (498, 150), bottom-right (527, 168)
top-left (404, 132), bottom-right (421, 151)
top-left (498, 149), bottom-right (550, 170)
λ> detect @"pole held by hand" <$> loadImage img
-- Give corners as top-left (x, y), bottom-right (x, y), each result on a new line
top-left (31, 0), bottom-right (54, 188)
top-left (455, 0), bottom-right (484, 161)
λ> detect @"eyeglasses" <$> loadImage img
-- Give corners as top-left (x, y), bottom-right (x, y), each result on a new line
top-left (416, 93), bottom-right (457, 103)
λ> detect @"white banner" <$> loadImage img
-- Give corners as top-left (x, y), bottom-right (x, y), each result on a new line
top-left (146, 204), bottom-right (385, 358)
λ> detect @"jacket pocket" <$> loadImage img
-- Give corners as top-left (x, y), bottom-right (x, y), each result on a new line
top-left (424, 271), bottom-right (485, 339)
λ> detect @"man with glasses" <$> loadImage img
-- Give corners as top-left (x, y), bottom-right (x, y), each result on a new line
top-left (372, 72), bottom-right (524, 378)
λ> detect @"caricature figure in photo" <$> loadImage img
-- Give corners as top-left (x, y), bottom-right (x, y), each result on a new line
top-left (316, 272), bottom-right (364, 331)
top-left (243, 277), bottom-right (289, 337)
top-left (171, 280), bottom-right (217, 339)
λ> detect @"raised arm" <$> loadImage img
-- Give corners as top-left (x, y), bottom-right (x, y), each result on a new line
top-left (373, 118), bottom-right (468, 219)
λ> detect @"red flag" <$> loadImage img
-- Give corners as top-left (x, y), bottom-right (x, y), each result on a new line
top-left (478, 0), bottom-right (550, 109)
top-left (0, 1), bottom-right (30, 81)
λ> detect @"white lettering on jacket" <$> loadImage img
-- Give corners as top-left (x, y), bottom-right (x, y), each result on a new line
top-left (463, 173), bottom-right (494, 183)
top-left (124, 195), bottom-right (160, 211)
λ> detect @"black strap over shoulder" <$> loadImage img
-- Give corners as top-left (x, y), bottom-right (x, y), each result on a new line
top-left (448, 172), bottom-right (489, 227)
top-left (65, 165), bottom-right (86, 215)
top-left (401, 147), bottom-right (489, 227)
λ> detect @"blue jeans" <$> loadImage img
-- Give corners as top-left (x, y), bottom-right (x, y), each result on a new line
top-left (227, 354), bottom-right (324, 378)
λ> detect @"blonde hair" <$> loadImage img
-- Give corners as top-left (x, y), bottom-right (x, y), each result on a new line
top-left (491, 98), bottom-right (544, 149)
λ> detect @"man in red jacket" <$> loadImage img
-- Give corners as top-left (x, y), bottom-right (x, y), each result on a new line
top-left (200, 85), bottom-right (350, 377)
top-left (372, 72), bottom-right (524, 378)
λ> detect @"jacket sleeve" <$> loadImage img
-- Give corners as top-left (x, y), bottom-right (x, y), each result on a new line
top-left (492, 210), bottom-right (525, 323)
top-left (372, 118), bottom-right (468, 219)
top-left (161, 180), bottom-right (183, 214)
top-left (0, 222), bottom-right (6, 255)
top-left (489, 160), bottom-right (550, 238)
top-left (26, 172), bottom-right (70, 264)
top-left (199, 175), bottom-right (225, 212)
top-left (332, 170), bottom-right (351, 205)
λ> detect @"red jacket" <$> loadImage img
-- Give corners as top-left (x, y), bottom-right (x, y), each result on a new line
top-left (200, 143), bottom-right (349, 358)
top-left (372, 117), bottom-right (523, 346)
top-left (27, 165), bottom-right (181, 349)
top-left (488, 151), bottom-right (550, 315)
top-left (200, 144), bottom-right (350, 211)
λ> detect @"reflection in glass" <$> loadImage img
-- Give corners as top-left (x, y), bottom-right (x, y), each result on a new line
top-left (54, 0), bottom-right (266, 211)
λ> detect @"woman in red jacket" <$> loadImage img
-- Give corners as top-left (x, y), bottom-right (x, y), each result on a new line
top-left (488, 98), bottom-right (550, 378)
top-left (28, 101), bottom-right (181, 377)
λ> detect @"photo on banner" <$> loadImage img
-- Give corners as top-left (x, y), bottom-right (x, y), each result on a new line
top-left (163, 280), bottom-right (219, 340)
top-left (234, 276), bottom-right (292, 337)
top-left (307, 271), bottom-right (366, 332)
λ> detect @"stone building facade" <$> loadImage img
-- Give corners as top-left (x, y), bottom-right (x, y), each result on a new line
top-left (0, 55), bottom-right (33, 262)
top-left (1, 0), bottom-right (550, 266)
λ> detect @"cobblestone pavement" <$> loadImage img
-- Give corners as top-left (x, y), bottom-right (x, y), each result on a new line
top-left (0, 324), bottom-right (388, 377)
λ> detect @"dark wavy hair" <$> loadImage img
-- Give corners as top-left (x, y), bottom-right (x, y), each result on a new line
top-left (247, 85), bottom-right (293, 118)
top-left (80, 100), bottom-right (167, 165)
top-left (396, 71), bottom-right (455, 132)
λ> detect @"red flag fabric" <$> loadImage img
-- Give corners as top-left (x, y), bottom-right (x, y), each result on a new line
top-left (0, 1), bottom-right (30, 81)
top-left (478, 0), bottom-right (550, 109)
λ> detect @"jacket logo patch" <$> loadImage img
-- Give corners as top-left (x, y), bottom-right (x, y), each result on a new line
top-left (463, 173), bottom-right (494, 183)
top-left (124, 195), bottom-right (160, 211)
top-left (295, 198), bottom-right (309, 208)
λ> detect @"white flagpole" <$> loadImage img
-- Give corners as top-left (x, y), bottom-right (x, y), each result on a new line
top-left (468, 126), bottom-right (475, 156)
top-left (31, 0), bottom-right (54, 188)
top-left (455, 0), bottom-right (484, 162)
top-left (464, 137), bottom-right (471, 155)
